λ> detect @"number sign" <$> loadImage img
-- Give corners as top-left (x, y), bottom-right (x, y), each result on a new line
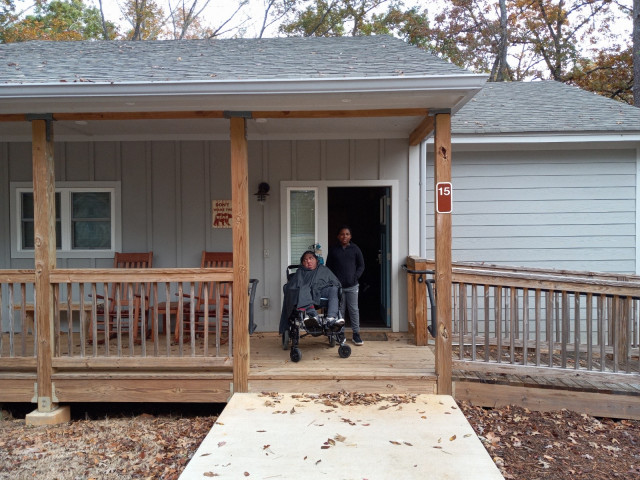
top-left (436, 182), bottom-right (452, 214)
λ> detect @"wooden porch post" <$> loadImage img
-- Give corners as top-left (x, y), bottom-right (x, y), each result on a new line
top-left (434, 112), bottom-right (453, 395)
top-left (230, 116), bottom-right (250, 393)
top-left (31, 118), bottom-right (57, 411)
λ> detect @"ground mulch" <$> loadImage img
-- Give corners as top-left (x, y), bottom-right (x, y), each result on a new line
top-left (0, 399), bottom-right (638, 479)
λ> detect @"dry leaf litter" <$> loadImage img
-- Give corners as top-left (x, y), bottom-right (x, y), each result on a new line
top-left (1, 392), bottom-right (639, 479)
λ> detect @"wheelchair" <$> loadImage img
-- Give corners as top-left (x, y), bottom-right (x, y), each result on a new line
top-left (281, 265), bottom-right (352, 363)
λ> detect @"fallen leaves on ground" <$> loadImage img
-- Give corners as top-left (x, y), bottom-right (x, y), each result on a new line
top-left (459, 402), bottom-right (640, 480)
top-left (0, 412), bottom-right (215, 480)
top-left (1, 400), bottom-right (639, 480)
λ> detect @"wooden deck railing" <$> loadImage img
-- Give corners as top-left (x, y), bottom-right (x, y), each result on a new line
top-left (1, 268), bottom-right (235, 370)
top-left (412, 259), bottom-right (640, 376)
top-left (0, 270), bottom-right (37, 361)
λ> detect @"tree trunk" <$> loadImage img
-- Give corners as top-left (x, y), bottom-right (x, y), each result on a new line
top-left (634, 0), bottom-right (640, 106)
top-left (97, 0), bottom-right (110, 40)
top-left (497, 0), bottom-right (508, 81)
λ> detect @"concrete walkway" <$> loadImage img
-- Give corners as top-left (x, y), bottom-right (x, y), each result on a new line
top-left (179, 392), bottom-right (503, 479)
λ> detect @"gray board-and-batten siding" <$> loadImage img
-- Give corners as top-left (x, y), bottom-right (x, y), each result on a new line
top-left (424, 147), bottom-right (637, 274)
top-left (0, 137), bottom-right (410, 333)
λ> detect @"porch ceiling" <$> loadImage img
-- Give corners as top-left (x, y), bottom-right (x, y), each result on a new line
top-left (0, 85), bottom-right (478, 142)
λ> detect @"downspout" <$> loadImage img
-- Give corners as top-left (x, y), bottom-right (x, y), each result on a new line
top-left (420, 141), bottom-right (428, 258)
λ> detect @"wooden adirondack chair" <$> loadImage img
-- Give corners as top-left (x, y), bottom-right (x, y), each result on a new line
top-left (174, 251), bottom-right (232, 343)
top-left (90, 251), bottom-right (153, 344)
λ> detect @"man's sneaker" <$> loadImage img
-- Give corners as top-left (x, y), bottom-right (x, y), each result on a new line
top-left (352, 332), bottom-right (364, 346)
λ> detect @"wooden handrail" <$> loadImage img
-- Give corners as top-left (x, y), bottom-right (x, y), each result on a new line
top-left (0, 270), bottom-right (35, 283)
top-left (421, 260), bottom-right (640, 297)
top-left (50, 268), bottom-right (234, 284)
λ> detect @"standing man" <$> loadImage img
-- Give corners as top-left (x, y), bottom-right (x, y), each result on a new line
top-left (327, 225), bottom-right (365, 346)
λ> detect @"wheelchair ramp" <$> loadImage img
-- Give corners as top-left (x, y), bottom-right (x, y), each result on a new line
top-left (179, 392), bottom-right (504, 479)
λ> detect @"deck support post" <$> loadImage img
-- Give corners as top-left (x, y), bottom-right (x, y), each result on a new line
top-left (30, 117), bottom-right (57, 412)
top-left (230, 116), bottom-right (250, 393)
top-left (433, 112), bottom-right (453, 395)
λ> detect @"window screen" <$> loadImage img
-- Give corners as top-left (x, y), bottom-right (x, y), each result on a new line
top-left (289, 189), bottom-right (316, 265)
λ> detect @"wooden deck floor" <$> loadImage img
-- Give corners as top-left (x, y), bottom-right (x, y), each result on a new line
top-left (3, 331), bottom-right (639, 419)
top-left (248, 332), bottom-right (438, 395)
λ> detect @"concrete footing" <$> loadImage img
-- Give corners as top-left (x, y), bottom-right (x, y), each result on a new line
top-left (25, 405), bottom-right (71, 426)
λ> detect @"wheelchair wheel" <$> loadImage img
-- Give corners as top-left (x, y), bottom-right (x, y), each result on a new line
top-left (290, 347), bottom-right (302, 362)
top-left (338, 344), bottom-right (351, 358)
top-left (282, 329), bottom-right (290, 350)
top-left (328, 335), bottom-right (336, 348)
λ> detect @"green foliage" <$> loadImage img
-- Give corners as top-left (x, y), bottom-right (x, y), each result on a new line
top-left (278, 0), bottom-right (423, 38)
top-left (2, 0), bottom-right (117, 42)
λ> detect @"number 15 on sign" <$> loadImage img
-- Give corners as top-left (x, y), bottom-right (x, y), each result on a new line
top-left (436, 182), bottom-right (452, 214)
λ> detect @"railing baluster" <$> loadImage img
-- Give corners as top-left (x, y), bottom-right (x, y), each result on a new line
top-left (140, 283), bottom-right (147, 358)
top-left (8, 284), bottom-right (15, 357)
top-left (189, 282), bottom-right (196, 356)
top-left (127, 283), bottom-right (134, 356)
top-left (561, 291), bottom-right (568, 369)
top-left (471, 284), bottom-right (477, 362)
top-left (79, 283), bottom-right (86, 358)
top-left (574, 292), bottom-right (580, 370)
top-left (523, 288), bottom-right (529, 367)
top-left (484, 285), bottom-right (490, 362)
top-left (203, 283), bottom-right (209, 357)
top-left (586, 293), bottom-right (593, 371)
top-left (66, 283), bottom-right (73, 357)
top-left (509, 287), bottom-right (516, 364)
top-left (227, 286), bottom-right (233, 358)
top-left (152, 283), bottom-right (159, 356)
top-left (496, 286), bottom-right (502, 363)
top-left (612, 295), bottom-right (619, 373)
top-left (0, 283), bottom-right (3, 357)
top-left (459, 284), bottom-right (465, 360)
top-left (20, 283), bottom-right (27, 356)
top-left (54, 284), bottom-right (61, 356)
top-left (535, 289), bottom-right (541, 367)
top-left (215, 282), bottom-right (221, 356)
top-left (164, 282), bottom-right (171, 357)
top-left (553, 291), bottom-right (563, 343)
top-left (546, 290), bottom-right (553, 368)
top-left (625, 296), bottom-right (631, 374)
top-left (598, 294), bottom-right (605, 372)
top-left (177, 282), bottom-right (184, 357)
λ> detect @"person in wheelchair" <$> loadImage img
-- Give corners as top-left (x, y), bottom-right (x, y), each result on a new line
top-left (282, 250), bottom-right (344, 331)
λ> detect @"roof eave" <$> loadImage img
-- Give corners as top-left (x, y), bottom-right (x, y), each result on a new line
top-left (0, 74), bottom-right (488, 114)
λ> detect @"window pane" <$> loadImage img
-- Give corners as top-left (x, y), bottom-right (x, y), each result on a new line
top-left (72, 192), bottom-right (110, 219)
top-left (21, 192), bottom-right (61, 250)
top-left (71, 192), bottom-right (111, 249)
top-left (73, 221), bottom-right (111, 249)
top-left (289, 190), bottom-right (315, 265)
top-left (22, 221), bottom-right (34, 249)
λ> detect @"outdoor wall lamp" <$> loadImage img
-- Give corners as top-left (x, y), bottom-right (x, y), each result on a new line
top-left (254, 182), bottom-right (270, 204)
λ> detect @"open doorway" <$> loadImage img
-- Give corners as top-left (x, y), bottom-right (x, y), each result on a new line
top-left (328, 186), bottom-right (391, 329)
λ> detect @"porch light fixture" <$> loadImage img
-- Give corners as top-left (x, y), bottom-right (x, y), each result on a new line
top-left (254, 182), bottom-right (270, 204)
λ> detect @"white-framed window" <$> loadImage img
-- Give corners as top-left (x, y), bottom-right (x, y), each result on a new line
top-left (286, 187), bottom-right (318, 266)
top-left (11, 182), bottom-right (121, 258)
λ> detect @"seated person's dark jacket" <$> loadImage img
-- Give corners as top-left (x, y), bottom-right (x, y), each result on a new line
top-left (279, 264), bottom-right (341, 334)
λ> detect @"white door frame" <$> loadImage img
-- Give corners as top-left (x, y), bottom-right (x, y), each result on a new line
top-left (280, 179), bottom-right (400, 331)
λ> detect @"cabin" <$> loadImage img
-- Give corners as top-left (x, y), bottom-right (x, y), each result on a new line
top-left (1, 37), bottom-right (639, 423)
top-left (0, 36), bottom-right (485, 421)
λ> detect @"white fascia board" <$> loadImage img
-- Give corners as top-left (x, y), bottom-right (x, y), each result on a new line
top-left (0, 74), bottom-right (487, 102)
top-left (425, 133), bottom-right (640, 147)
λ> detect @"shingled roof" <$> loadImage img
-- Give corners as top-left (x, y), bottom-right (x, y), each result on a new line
top-left (452, 80), bottom-right (640, 135)
top-left (0, 36), bottom-right (471, 84)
